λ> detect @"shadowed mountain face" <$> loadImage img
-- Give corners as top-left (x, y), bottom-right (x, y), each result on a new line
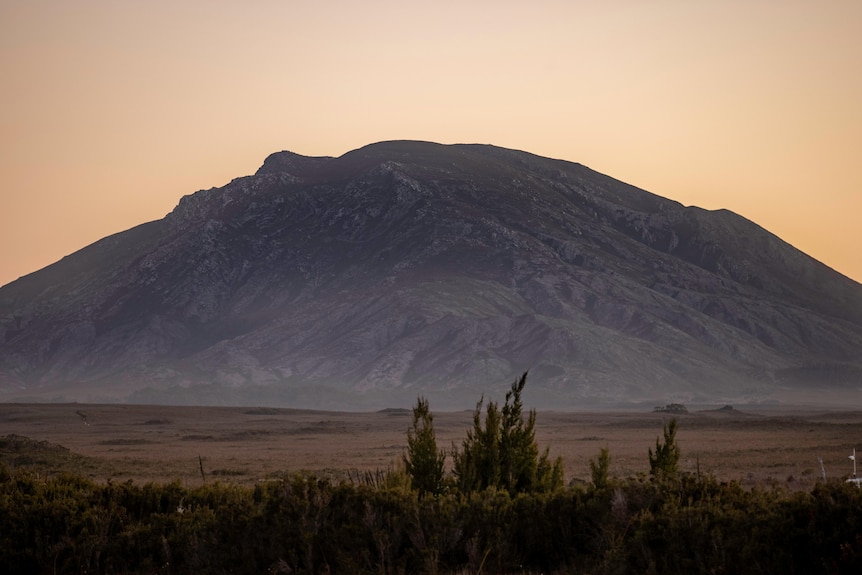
top-left (1, 141), bottom-right (861, 409)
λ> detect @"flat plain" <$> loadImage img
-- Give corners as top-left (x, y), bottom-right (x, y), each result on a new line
top-left (2, 402), bottom-right (861, 490)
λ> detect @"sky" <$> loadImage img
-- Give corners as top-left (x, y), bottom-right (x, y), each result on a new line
top-left (1, 0), bottom-right (860, 288)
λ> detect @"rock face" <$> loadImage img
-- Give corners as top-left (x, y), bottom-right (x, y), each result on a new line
top-left (1, 141), bottom-right (861, 409)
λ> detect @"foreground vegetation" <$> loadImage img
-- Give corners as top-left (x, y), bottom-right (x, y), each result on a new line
top-left (3, 466), bottom-right (862, 574)
top-left (2, 376), bottom-right (861, 573)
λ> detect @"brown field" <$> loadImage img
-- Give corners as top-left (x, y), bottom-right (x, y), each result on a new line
top-left (2, 402), bottom-right (862, 491)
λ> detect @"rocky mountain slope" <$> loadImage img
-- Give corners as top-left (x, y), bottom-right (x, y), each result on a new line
top-left (1, 141), bottom-right (860, 409)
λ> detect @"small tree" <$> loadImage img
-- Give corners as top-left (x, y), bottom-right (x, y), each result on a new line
top-left (452, 372), bottom-right (563, 494)
top-left (648, 418), bottom-right (680, 481)
top-left (500, 373), bottom-right (538, 493)
top-left (452, 396), bottom-right (501, 493)
top-left (590, 447), bottom-right (612, 490)
top-left (403, 396), bottom-right (446, 496)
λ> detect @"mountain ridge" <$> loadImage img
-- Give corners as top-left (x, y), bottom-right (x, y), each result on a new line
top-left (1, 141), bottom-right (860, 409)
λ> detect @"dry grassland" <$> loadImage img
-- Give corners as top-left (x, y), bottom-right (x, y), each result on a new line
top-left (2, 403), bottom-right (862, 491)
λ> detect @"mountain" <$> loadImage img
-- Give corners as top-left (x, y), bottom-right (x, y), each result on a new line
top-left (1, 141), bottom-right (861, 409)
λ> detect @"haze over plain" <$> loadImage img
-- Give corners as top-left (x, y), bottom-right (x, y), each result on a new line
top-left (1, 0), bottom-right (860, 287)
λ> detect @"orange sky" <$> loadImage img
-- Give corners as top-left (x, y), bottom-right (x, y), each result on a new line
top-left (2, 1), bottom-right (860, 287)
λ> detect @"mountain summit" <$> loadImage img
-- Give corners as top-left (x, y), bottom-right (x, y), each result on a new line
top-left (2, 141), bottom-right (860, 409)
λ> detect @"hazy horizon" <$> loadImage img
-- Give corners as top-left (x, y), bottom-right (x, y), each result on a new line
top-left (2, 1), bottom-right (860, 287)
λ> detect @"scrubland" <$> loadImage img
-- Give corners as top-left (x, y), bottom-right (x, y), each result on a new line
top-left (3, 402), bottom-right (862, 574)
top-left (2, 403), bottom-right (860, 488)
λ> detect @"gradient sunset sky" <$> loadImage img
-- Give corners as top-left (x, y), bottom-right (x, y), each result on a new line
top-left (2, 0), bottom-right (860, 287)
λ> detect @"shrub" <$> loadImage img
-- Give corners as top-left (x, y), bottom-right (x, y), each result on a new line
top-left (648, 418), bottom-right (680, 481)
top-left (452, 372), bottom-right (563, 495)
top-left (403, 396), bottom-right (446, 497)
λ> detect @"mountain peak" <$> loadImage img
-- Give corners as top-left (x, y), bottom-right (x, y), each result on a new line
top-left (255, 150), bottom-right (334, 177)
top-left (2, 141), bottom-right (861, 409)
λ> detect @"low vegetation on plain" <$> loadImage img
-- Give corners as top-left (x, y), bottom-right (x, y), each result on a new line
top-left (2, 374), bottom-right (862, 574)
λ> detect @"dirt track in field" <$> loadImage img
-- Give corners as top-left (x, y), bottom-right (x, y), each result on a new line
top-left (2, 403), bottom-right (861, 490)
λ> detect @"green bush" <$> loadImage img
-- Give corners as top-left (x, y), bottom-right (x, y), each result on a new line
top-left (403, 396), bottom-right (446, 497)
top-left (648, 417), bottom-right (680, 481)
top-left (452, 372), bottom-right (563, 495)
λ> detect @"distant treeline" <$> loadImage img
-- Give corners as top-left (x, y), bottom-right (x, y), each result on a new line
top-left (2, 466), bottom-right (862, 574)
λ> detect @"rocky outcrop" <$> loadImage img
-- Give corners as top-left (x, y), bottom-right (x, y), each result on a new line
top-left (1, 141), bottom-right (860, 409)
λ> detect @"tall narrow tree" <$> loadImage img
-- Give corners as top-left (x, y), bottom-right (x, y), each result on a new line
top-left (589, 447), bottom-right (612, 490)
top-left (403, 396), bottom-right (446, 496)
top-left (648, 418), bottom-right (681, 481)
